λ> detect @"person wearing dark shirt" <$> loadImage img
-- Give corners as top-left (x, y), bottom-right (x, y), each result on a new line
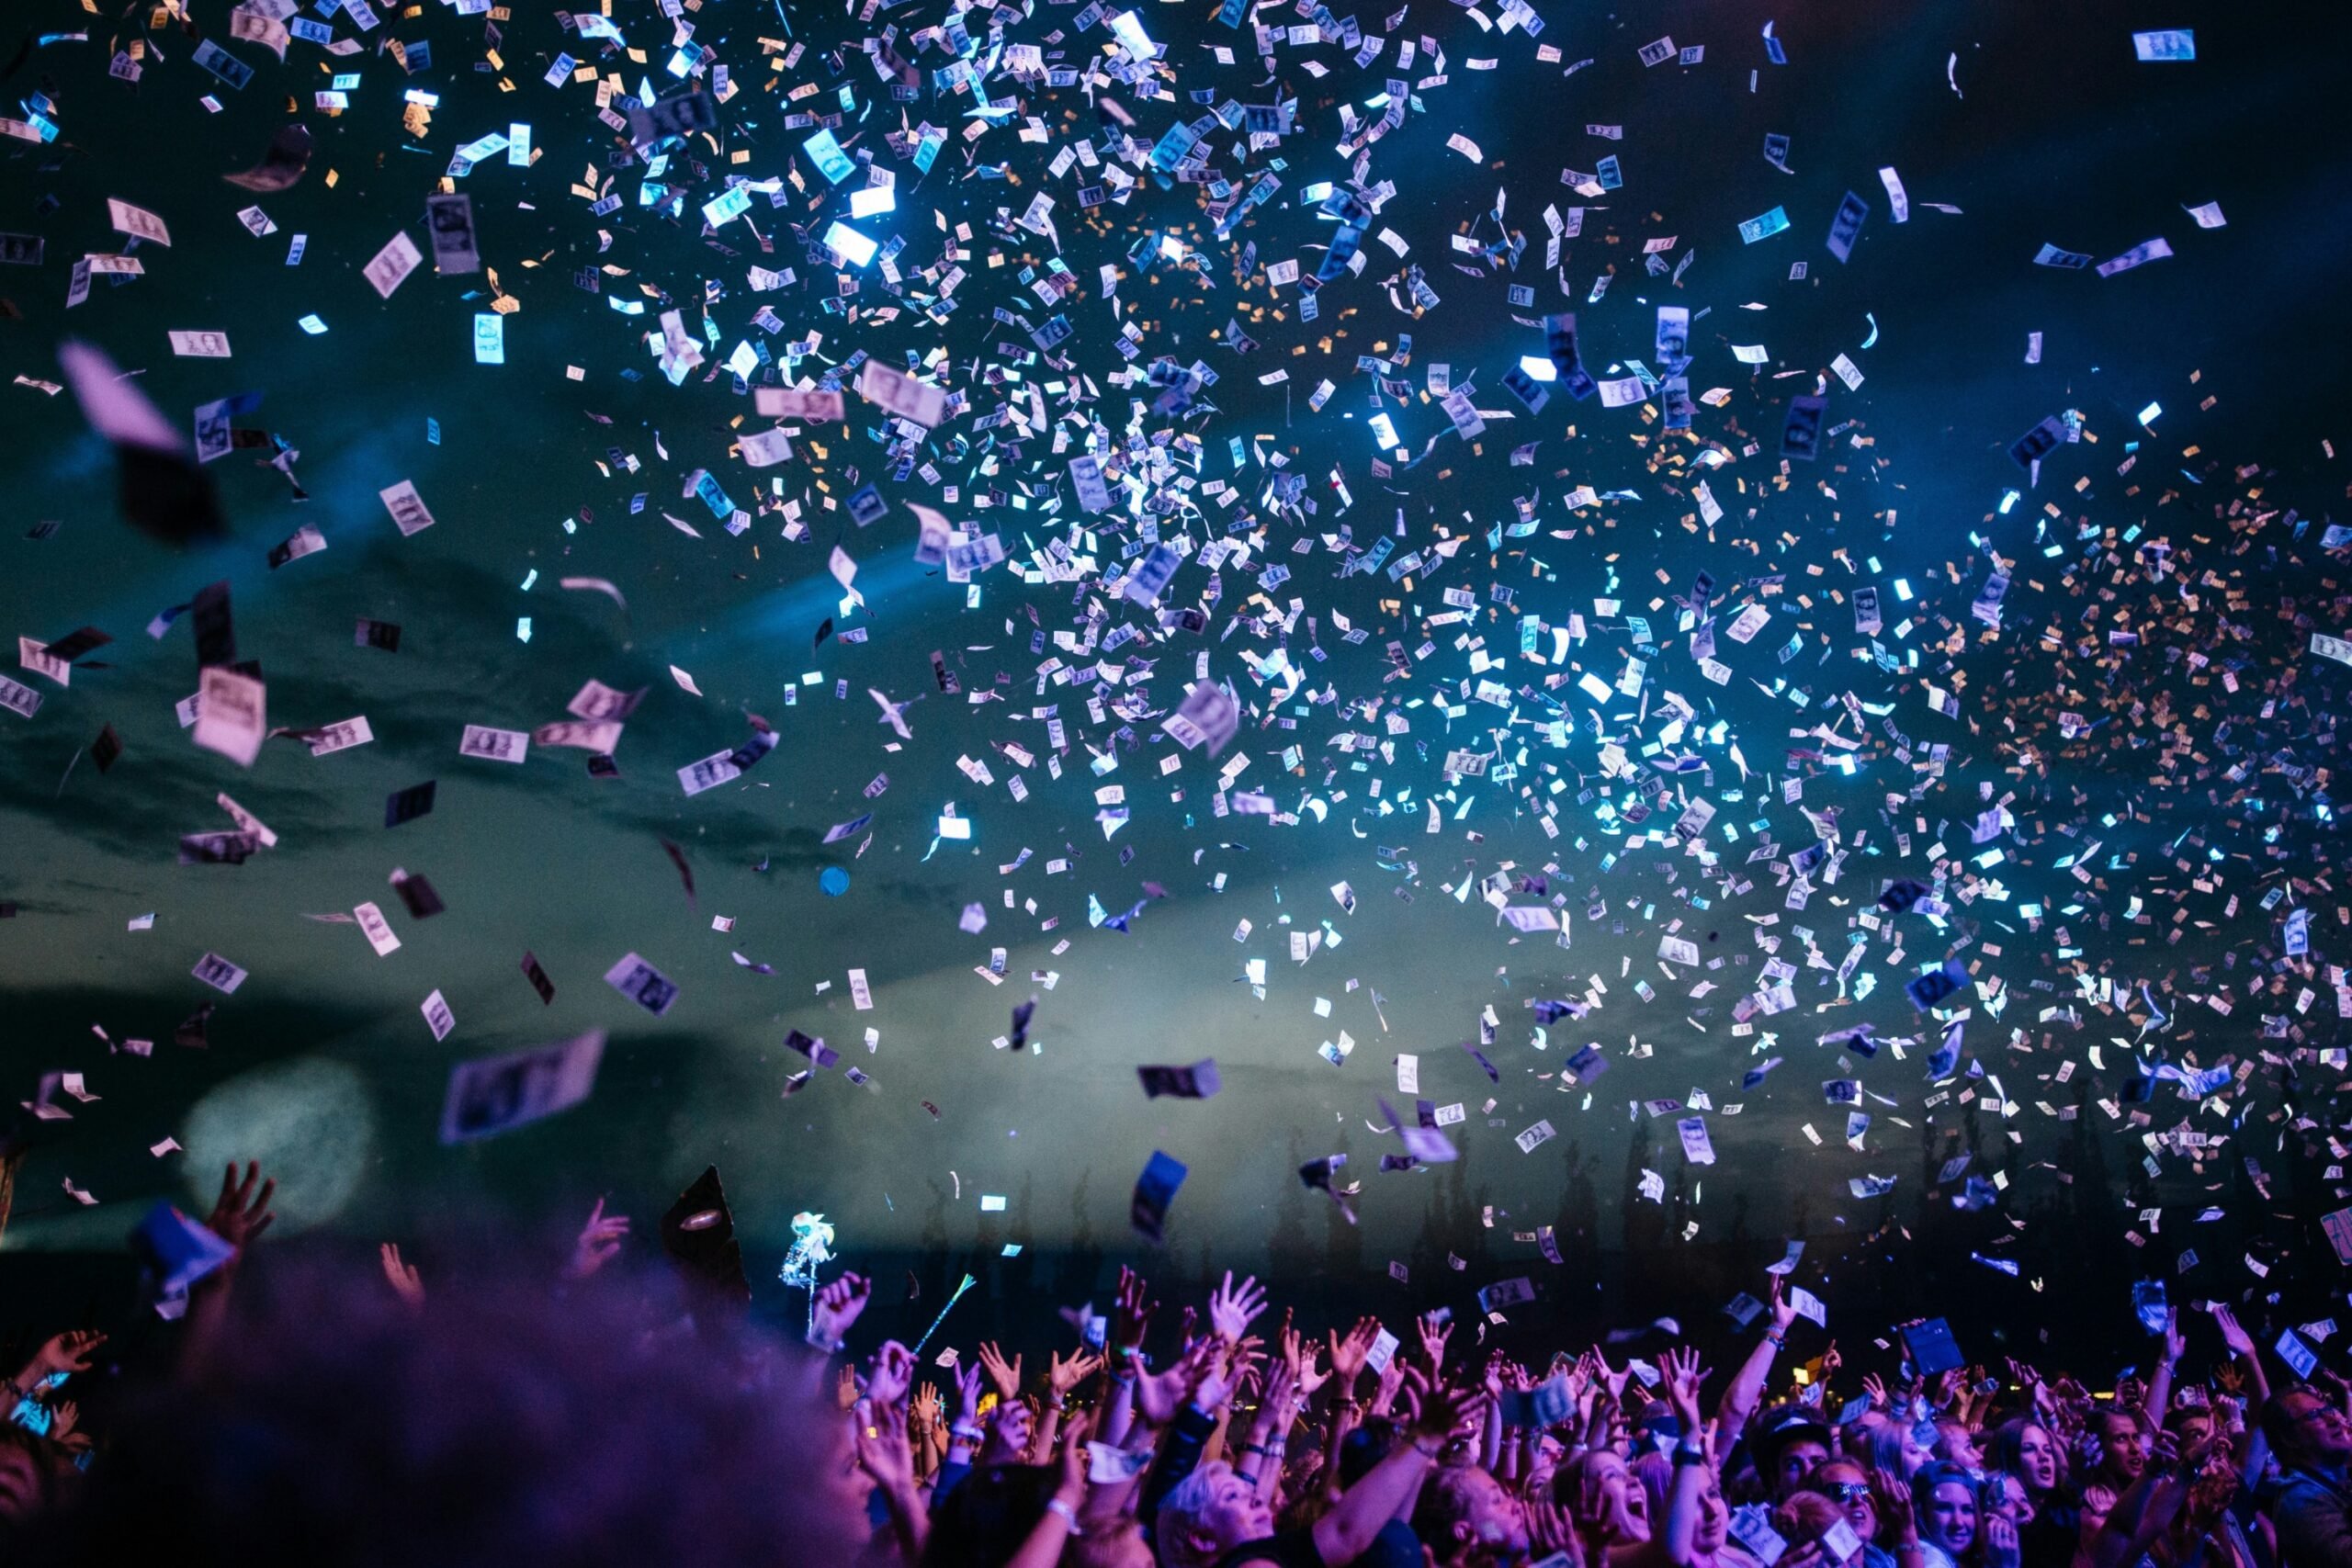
top-left (2267, 1391), bottom-right (2352, 1568)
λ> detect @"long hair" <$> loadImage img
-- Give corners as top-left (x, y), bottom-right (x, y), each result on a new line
top-left (1986, 1417), bottom-right (2067, 1497)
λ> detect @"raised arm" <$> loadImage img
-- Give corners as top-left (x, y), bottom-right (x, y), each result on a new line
top-left (797, 1271), bottom-right (872, 1408)
top-left (2142, 1309), bottom-right (2184, 1429)
top-left (1319, 1315), bottom-right (1379, 1495)
top-left (1006, 1415), bottom-right (1093, 1568)
top-left (1660, 1346), bottom-right (1715, 1568)
top-left (1241, 1354), bottom-right (1303, 1507)
top-left (2085, 1432), bottom-right (2205, 1568)
top-left (1035, 1348), bottom-right (1102, 1462)
top-left (1715, 1277), bottom-right (1798, 1454)
top-left (182, 1161), bottom-right (277, 1382)
top-left (854, 1397), bottom-right (932, 1562)
top-left (1102, 1266), bottom-right (1157, 1448)
top-left (1310, 1377), bottom-right (1486, 1567)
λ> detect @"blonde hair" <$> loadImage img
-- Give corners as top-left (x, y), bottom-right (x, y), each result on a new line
top-left (1157, 1459), bottom-right (1241, 1568)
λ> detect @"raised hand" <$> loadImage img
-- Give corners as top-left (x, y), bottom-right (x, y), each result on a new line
top-left (1873, 1466), bottom-right (1917, 1542)
top-left (2210, 1303), bottom-right (2256, 1359)
top-left (1136, 1337), bottom-right (1215, 1426)
top-left (205, 1161), bottom-right (276, 1257)
top-left (1529, 1494), bottom-right (1582, 1563)
top-left (978, 1341), bottom-right (1024, 1400)
top-left (1328, 1316), bottom-right (1382, 1385)
top-left (1982, 1512), bottom-right (2021, 1568)
top-left (1259, 1353), bottom-right (1299, 1419)
top-left (812, 1270), bottom-right (872, 1349)
top-left (1372, 1352), bottom-right (1407, 1416)
top-left (563, 1198), bottom-right (630, 1280)
top-left (867, 1340), bottom-right (917, 1408)
top-left (379, 1244), bottom-right (425, 1310)
top-left (912, 1382), bottom-right (944, 1427)
top-left (1190, 1358), bottom-right (1236, 1423)
top-left (854, 1398), bottom-right (919, 1491)
top-left (1048, 1348), bottom-right (1102, 1397)
top-left (1861, 1371), bottom-right (1890, 1410)
top-left (1660, 1344), bottom-right (1709, 1434)
top-left (1113, 1266), bottom-right (1157, 1356)
top-left (1768, 1274), bottom-right (1799, 1334)
top-left (1417, 1310), bottom-right (1454, 1375)
top-left (23, 1330), bottom-right (105, 1382)
top-left (1279, 1321), bottom-right (1313, 1383)
top-left (1053, 1409), bottom-right (1094, 1506)
top-left (1591, 1348), bottom-right (1632, 1401)
top-left (1208, 1271), bottom-right (1269, 1344)
top-left (953, 1359), bottom-right (985, 1420)
top-left (47, 1400), bottom-right (89, 1455)
top-left (1271, 1324), bottom-right (1324, 1399)
top-left (1406, 1371), bottom-right (1490, 1444)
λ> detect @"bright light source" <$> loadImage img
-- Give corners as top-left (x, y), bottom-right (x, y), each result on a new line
top-left (1517, 354), bottom-right (1557, 382)
top-left (849, 184), bottom-right (897, 220)
top-left (822, 220), bottom-right (878, 268)
top-left (1108, 9), bottom-right (1158, 59)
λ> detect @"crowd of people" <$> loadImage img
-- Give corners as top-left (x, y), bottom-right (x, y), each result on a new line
top-left (0, 1166), bottom-right (2343, 1568)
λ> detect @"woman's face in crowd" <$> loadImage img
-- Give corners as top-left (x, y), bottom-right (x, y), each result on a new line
top-left (1693, 1477), bottom-right (1730, 1553)
top-left (1581, 1452), bottom-right (1652, 1543)
top-left (1898, 1428), bottom-right (1932, 1477)
top-left (2012, 1425), bottom-right (2059, 1493)
top-left (1454, 1467), bottom-right (1532, 1555)
top-left (2096, 1416), bottom-right (2145, 1483)
top-left (1937, 1423), bottom-right (1984, 1472)
top-left (989, 1399), bottom-right (1034, 1457)
top-left (1199, 1471), bottom-right (1275, 1550)
top-left (1923, 1482), bottom-right (1979, 1557)
top-left (1815, 1462), bottom-right (1880, 1542)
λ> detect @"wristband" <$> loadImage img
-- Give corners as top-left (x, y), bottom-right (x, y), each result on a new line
top-left (805, 1327), bottom-right (845, 1355)
top-left (1046, 1498), bottom-right (1083, 1535)
top-left (1674, 1444), bottom-right (1707, 1467)
top-left (951, 1423), bottom-right (983, 1442)
top-left (1049, 1397), bottom-right (1069, 1411)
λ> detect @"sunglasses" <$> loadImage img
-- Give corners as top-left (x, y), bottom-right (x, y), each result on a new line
top-left (1825, 1483), bottom-right (1876, 1504)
